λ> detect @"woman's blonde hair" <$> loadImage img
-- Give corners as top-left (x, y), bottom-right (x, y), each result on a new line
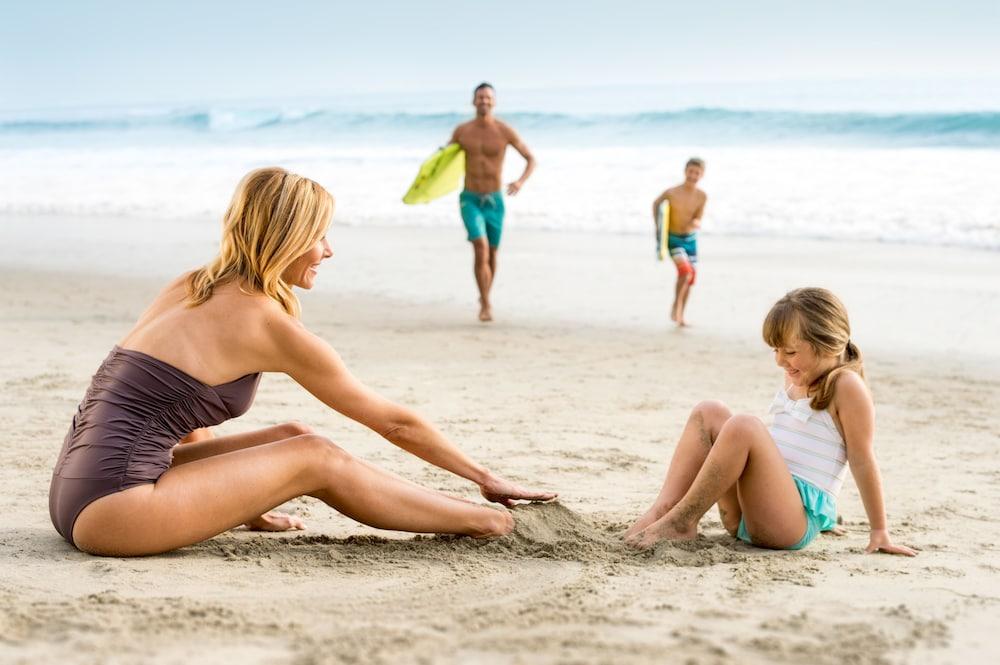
top-left (187, 167), bottom-right (334, 317)
top-left (762, 287), bottom-right (864, 411)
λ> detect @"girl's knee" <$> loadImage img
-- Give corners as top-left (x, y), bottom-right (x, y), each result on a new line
top-left (694, 400), bottom-right (732, 428)
top-left (727, 414), bottom-right (764, 432)
top-left (717, 414), bottom-right (767, 446)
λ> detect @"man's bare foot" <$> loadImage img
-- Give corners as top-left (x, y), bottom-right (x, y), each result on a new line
top-left (478, 298), bottom-right (493, 322)
top-left (670, 302), bottom-right (679, 322)
top-left (244, 511), bottom-right (305, 532)
top-left (626, 514), bottom-right (697, 549)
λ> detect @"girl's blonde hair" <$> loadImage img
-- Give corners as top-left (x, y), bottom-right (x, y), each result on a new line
top-left (762, 287), bottom-right (864, 411)
top-left (187, 167), bottom-right (334, 317)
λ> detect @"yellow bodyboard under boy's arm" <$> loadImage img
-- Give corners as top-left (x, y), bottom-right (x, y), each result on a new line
top-left (656, 201), bottom-right (670, 261)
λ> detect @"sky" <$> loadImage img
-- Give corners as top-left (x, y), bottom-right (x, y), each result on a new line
top-left (2, 0), bottom-right (999, 111)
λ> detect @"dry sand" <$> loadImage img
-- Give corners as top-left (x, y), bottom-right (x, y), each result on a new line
top-left (1, 216), bottom-right (998, 664)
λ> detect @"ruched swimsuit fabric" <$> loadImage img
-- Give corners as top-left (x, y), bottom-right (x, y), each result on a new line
top-left (49, 346), bottom-right (260, 547)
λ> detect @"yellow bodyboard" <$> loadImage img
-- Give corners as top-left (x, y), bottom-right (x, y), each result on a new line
top-left (402, 143), bottom-right (466, 204)
top-left (656, 201), bottom-right (670, 261)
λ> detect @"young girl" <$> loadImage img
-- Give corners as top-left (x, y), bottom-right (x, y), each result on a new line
top-left (625, 288), bottom-right (915, 555)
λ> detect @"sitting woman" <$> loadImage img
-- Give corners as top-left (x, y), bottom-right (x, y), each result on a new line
top-left (50, 167), bottom-right (555, 556)
top-left (625, 287), bottom-right (914, 555)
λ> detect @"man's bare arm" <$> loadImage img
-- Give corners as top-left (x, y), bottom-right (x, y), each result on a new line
top-left (503, 124), bottom-right (535, 196)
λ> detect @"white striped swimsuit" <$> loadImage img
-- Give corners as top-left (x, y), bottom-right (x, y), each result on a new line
top-left (767, 387), bottom-right (848, 498)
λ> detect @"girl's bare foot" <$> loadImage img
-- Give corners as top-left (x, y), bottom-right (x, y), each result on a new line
top-left (627, 514), bottom-right (697, 549)
top-left (624, 505), bottom-right (668, 541)
top-left (244, 511), bottom-right (306, 532)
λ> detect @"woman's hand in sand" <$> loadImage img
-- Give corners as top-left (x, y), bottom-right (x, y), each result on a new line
top-left (864, 529), bottom-right (916, 556)
top-left (478, 473), bottom-right (557, 508)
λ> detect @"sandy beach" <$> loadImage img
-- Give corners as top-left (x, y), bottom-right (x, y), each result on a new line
top-left (2, 215), bottom-right (999, 664)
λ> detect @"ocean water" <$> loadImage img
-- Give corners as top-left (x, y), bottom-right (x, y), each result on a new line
top-left (2, 90), bottom-right (998, 250)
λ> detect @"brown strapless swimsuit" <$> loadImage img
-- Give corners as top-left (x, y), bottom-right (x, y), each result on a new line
top-left (49, 346), bottom-right (260, 547)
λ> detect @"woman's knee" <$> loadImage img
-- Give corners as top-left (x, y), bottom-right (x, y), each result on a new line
top-left (289, 434), bottom-right (352, 470)
top-left (280, 421), bottom-right (314, 438)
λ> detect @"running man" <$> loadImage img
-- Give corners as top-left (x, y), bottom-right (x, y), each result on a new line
top-left (652, 158), bottom-right (707, 326)
top-left (450, 82), bottom-right (536, 322)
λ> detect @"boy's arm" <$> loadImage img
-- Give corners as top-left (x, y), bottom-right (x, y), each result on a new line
top-left (691, 193), bottom-right (707, 230)
top-left (839, 373), bottom-right (916, 557)
top-left (652, 190), bottom-right (670, 225)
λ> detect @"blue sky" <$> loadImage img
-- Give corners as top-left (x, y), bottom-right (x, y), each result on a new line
top-left (3, 0), bottom-right (999, 111)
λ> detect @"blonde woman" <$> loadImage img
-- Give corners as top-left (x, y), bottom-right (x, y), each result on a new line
top-left (625, 288), bottom-right (915, 555)
top-left (50, 167), bottom-right (555, 556)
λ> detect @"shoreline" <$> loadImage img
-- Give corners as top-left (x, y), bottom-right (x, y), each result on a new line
top-left (4, 214), bottom-right (999, 375)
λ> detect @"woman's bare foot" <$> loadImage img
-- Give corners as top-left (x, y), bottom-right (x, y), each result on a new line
top-left (627, 514), bottom-right (697, 549)
top-left (478, 298), bottom-right (493, 322)
top-left (244, 511), bottom-right (306, 532)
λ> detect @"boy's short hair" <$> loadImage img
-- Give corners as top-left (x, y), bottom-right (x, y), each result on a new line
top-left (474, 82), bottom-right (495, 95)
top-left (686, 157), bottom-right (705, 169)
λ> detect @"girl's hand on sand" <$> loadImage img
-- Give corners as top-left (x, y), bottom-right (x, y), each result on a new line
top-left (479, 474), bottom-right (557, 508)
top-left (865, 529), bottom-right (916, 556)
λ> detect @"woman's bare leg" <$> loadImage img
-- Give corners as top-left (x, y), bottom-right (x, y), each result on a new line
top-left (172, 422), bottom-right (314, 531)
top-left (72, 434), bottom-right (512, 557)
top-left (631, 415), bottom-right (807, 549)
top-left (179, 427), bottom-right (215, 444)
top-left (625, 401), bottom-right (739, 539)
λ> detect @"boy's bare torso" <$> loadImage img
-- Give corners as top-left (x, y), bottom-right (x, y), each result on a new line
top-left (664, 185), bottom-right (707, 235)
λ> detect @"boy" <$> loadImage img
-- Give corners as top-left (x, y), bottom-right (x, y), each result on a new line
top-left (652, 158), bottom-right (706, 326)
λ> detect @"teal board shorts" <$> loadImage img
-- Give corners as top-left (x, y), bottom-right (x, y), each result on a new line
top-left (667, 232), bottom-right (698, 264)
top-left (460, 190), bottom-right (505, 247)
top-left (736, 476), bottom-right (837, 550)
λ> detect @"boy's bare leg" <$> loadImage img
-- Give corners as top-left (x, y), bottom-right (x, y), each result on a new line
top-left (671, 274), bottom-right (692, 325)
top-left (677, 277), bottom-right (693, 326)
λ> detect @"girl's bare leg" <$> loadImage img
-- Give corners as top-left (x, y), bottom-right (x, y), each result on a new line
top-left (72, 434), bottom-right (512, 557)
top-left (632, 415), bottom-right (807, 549)
top-left (625, 401), bottom-right (739, 540)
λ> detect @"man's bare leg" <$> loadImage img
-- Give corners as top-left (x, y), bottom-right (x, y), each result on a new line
top-left (472, 238), bottom-right (493, 321)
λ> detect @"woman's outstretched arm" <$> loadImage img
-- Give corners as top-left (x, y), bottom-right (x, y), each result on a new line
top-left (264, 314), bottom-right (557, 505)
